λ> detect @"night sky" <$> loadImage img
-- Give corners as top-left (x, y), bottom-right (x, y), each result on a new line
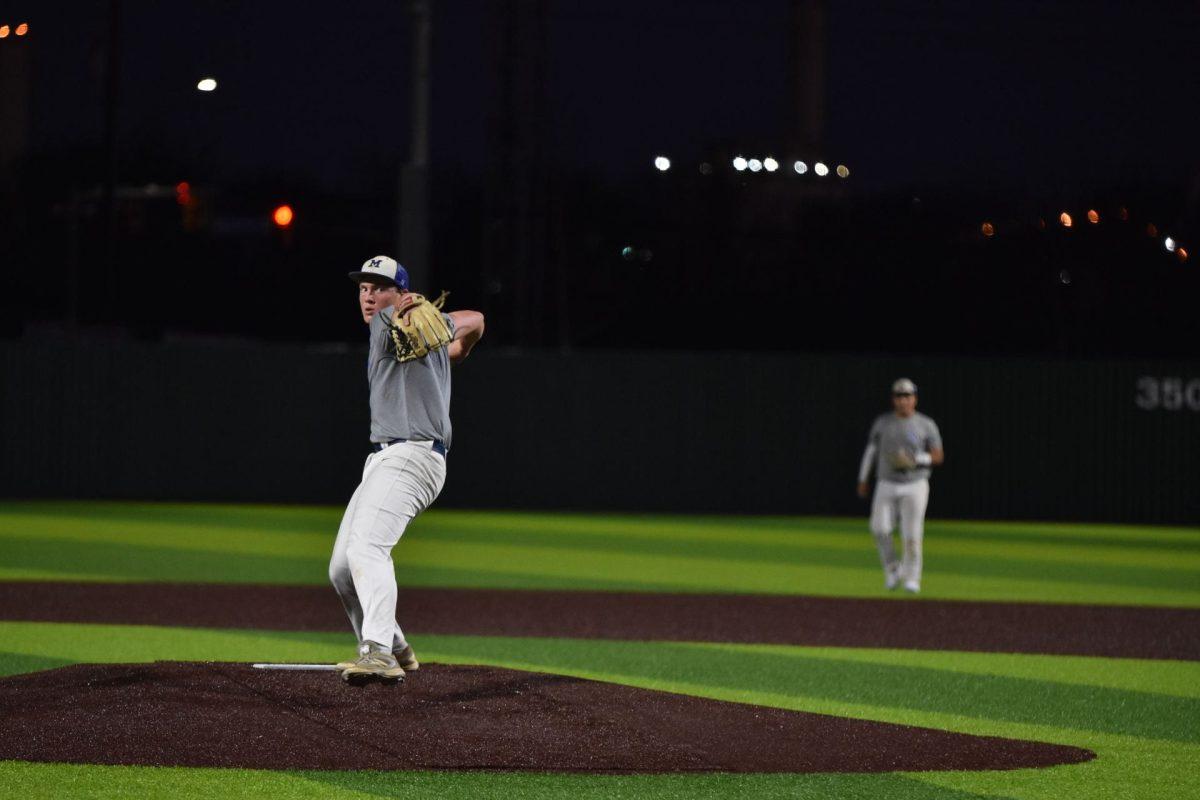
top-left (17, 0), bottom-right (1200, 194)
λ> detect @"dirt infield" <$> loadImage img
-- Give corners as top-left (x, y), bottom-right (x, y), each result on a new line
top-left (0, 661), bottom-right (1094, 773)
top-left (2, 581), bottom-right (1196, 660)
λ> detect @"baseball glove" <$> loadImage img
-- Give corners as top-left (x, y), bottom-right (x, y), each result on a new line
top-left (383, 291), bottom-right (453, 362)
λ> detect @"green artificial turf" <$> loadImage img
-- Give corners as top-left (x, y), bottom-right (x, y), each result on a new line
top-left (1, 501), bottom-right (1198, 605)
top-left (0, 502), bottom-right (1198, 799)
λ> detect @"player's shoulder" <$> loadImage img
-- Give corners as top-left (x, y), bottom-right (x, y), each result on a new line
top-left (915, 411), bottom-right (939, 427)
top-left (369, 308), bottom-right (397, 330)
top-left (871, 412), bottom-right (891, 427)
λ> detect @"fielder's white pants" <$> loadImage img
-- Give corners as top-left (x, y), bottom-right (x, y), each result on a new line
top-left (328, 441), bottom-right (446, 650)
top-left (870, 478), bottom-right (930, 584)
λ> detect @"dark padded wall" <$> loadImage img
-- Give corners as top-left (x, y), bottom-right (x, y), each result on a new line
top-left (3, 340), bottom-right (1197, 523)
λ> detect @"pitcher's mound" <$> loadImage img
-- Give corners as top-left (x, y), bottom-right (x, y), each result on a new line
top-left (0, 662), bottom-right (1092, 773)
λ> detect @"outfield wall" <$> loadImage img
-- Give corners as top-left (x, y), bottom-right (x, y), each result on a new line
top-left (2, 339), bottom-right (1197, 523)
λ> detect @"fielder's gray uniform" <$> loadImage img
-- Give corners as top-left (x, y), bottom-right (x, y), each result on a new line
top-left (328, 307), bottom-right (455, 652)
top-left (859, 412), bottom-right (942, 588)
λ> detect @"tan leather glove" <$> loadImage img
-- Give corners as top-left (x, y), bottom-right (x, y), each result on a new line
top-left (385, 291), bottom-right (453, 362)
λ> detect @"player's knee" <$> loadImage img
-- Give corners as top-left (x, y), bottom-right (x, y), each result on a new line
top-left (328, 558), bottom-right (352, 591)
top-left (870, 522), bottom-right (892, 540)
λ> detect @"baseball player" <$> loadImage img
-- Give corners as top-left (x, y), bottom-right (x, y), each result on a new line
top-left (328, 255), bottom-right (484, 684)
top-left (856, 378), bottom-right (944, 593)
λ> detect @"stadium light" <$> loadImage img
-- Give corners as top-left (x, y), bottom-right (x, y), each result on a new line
top-left (793, 160), bottom-right (808, 175)
top-left (836, 164), bottom-right (849, 178)
top-left (732, 156), bottom-right (748, 171)
top-left (814, 162), bottom-right (829, 176)
top-left (653, 156), bottom-right (671, 172)
top-left (15, 22), bottom-right (27, 36)
top-left (981, 222), bottom-right (995, 238)
top-left (748, 158), bottom-right (763, 172)
top-left (1087, 209), bottom-right (1099, 224)
top-left (1164, 237), bottom-right (1176, 252)
top-left (763, 157), bottom-right (779, 172)
top-left (272, 204), bottom-right (294, 228)
top-left (197, 77), bottom-right (218, 92)
top-left (1059, 212), bottom-right (1073, 228)
top-left (0, 25), bottom-right (9, 38)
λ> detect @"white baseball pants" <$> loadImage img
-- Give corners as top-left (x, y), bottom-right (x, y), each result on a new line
top-left (328, 441), bottom-right (446, 650)
top-left (869, 478), bottom-right (930, 584)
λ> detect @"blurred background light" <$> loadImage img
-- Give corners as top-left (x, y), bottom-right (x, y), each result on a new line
top-left (197, 78), bottom-right (218, 92)
top-left (15, 22), bottom-right (28, 36)
top-left (793, 160), bottom-right (808, 175)
top-left (1059, 269), bottom-right (1072, 285)
top-left (1146, 223), bottom-right (1158, 237)
top-left (272, 204), bottom-right (294, 228)
top-left (1087, 209), bottom-right (1099, 224)
top-left (1178, 247), bottom-right (1189, 263)
top-left (763, 157), bottom-right (779, 172)
top-left (1060, 212), bottom-right (1073, 228)
top-left (0, 25), bottom-right (9, 38)
top-left (732, 156), bottom-right (748, 171)
top-left (621, 246), bottom-right (634, 260)
top-left (981, 221), bottom-right (995, 237)
top-left (836, 164), bottom-right (849, 178)
top-left (814, 162), bottom-right (829, 176)
top-left (698, 162), bottom-right (712, 175)
top-left (653, 156), bottom-right (671, 172)
top-left (1164, 237), bottom-right (1176, 252)
top-left (1118, 206), bottom-right (1129, 221)
top-left (748, 158), bottom-right (763, 172)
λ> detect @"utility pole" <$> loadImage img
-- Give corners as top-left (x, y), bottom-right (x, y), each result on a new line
top-left (397, 0), bottom-right (432, 291)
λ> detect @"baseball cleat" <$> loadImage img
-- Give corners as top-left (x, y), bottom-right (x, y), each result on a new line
top-left (903, 580), bottom-right (921, 594)
top-left (395, 643), bottom-right (419, 671)
top-left (336, 643), bottom-right (419, 672)
top-left (884, 567), bottom-right (901, 591)
top-left (340, 641), bottom-right (405, 685)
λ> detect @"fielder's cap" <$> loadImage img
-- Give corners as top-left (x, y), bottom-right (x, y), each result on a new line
top-left (892, 378), bottom-right (918, 395)
top-left (348, 255), bottom-right (409, 290)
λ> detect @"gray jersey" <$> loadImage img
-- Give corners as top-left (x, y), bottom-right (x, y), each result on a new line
top-left (366, 308), bottom-right (455, 448)
top-left (866, 412), bottom-right (942, 483)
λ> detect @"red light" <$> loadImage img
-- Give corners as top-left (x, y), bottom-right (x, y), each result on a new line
top-left (273, 205), bottom-right (294, 228)
top-left (175, 181), bottom-right (191, 206)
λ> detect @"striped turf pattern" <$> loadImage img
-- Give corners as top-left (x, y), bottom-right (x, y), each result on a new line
top-left (0, 501), bottom-right (1197, 799)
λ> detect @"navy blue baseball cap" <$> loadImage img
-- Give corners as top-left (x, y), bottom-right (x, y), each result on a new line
top-left (348, 255), bottom-right (409, 290)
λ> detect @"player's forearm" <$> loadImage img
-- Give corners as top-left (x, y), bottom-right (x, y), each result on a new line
top-left (857, 444), bottom-right (877, 483)
top-left (448, 310), bottom-right (485, 364)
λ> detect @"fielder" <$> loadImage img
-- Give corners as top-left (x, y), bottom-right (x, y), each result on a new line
top-left (856, 378), bottom-right (944, 593)
top-left (329, 255), bottom-right (484, 685)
